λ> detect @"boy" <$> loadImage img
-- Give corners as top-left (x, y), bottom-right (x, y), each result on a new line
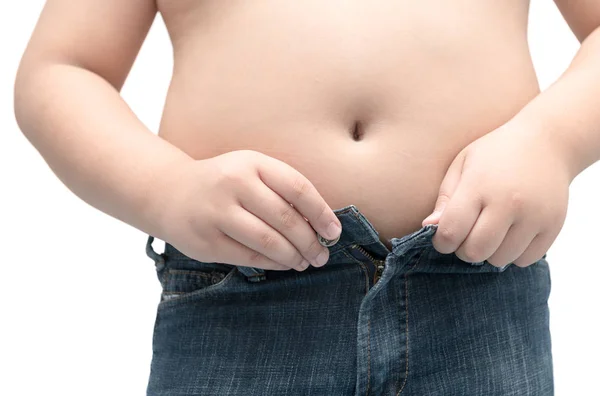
top-left (14, 1), bottom-right (600, 395)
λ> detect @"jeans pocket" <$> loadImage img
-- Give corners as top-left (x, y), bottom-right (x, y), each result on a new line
top-left (157, 261), bottom-right (238, 310)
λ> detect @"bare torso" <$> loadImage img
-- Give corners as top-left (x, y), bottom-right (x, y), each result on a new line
top-left (156, 0), bottom-right (539, 249)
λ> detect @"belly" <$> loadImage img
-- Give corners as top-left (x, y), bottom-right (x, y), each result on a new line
top-left (156, 0), bottom-right (539, 248)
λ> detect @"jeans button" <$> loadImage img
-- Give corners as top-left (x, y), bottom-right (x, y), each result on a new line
top-left (317, 232), bottom-right (340, 247)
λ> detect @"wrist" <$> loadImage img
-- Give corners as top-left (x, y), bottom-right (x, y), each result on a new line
top-left (141, 155), bottom-right (196, 242)
top-left (506, 111), bottom-right (581, 184)
top-left (507, 114), bottom-right (581, 184)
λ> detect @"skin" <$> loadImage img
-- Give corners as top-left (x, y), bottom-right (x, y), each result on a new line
top-left (423, 1), bottom-right (600, 267)
top-left (14, 0), bottom-right (600, 271)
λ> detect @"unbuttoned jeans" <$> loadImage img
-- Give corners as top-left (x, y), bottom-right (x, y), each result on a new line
top-left (145, 204), bottom-right (552, 396)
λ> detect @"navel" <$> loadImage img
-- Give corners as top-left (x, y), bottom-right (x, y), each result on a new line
top-left (351, 121), bottom-right (365, 141)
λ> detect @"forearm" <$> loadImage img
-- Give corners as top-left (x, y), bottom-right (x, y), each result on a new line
top-left (14, 62), bottom-right (193, 240)
top-left (509, 26), bottom-right (600, 181)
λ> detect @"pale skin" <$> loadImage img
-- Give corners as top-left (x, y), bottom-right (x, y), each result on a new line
top-left (14, 1), bottom-right (600, 272)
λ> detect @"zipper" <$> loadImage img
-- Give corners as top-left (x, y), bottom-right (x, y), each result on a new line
top-left (373, 262), bottom-right (386, 284)
top-left (352, 244), bottom-right (386, 284)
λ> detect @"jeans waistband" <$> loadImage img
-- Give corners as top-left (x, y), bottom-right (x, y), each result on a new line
top-left (145, 204), bottom-right (443, 281)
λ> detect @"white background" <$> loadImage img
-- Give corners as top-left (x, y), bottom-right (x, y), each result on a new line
top-left (1, 1), bottom-right (598, 395)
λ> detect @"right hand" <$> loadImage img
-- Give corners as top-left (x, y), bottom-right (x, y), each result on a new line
top-left (157, 150), bottom-right (343, 272)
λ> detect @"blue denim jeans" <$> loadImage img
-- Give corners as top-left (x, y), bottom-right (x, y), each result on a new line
top-left (145, 204), bottom-right (552, 395)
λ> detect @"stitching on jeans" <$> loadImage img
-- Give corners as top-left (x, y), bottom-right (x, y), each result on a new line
top-left (342, 250), bottom-right (372, 395)
top-left (396, 269), bottom-right (410, 395)
top-left (410, 248), bottom-right (428, 271)
top-left (327, 206), bottom-right (378, 256)
top-left (339, 250), bottom-right (371, 293)
top-left (336, 206), bottom-right (355, 215)
top-left (167, 269), bottom-right (214, 279)
top-left (395, 248), bottom-right (427, 395)
top-left (357, 260), bottom-right (372, 396)
top-left (355, 260), bottom-right (371, 395)
top-left (344, 249), bottom-right (372, 396)
top-left (349, 209), bottom-right (379, 246)
top-left (163, 268), bottom-right (170, 289)
top-left (367, 317), bottom-right (372, 396)
top-left (341, 249), bottom-right (369, 266)
top-left (157, 267), bottom-right (239, 312)
top-left (341, 250), bottom-right (374, 296)
top-left (159, 269), bottom-right (171, 301)
top-left (328, 206), bottom-right (355, 256)
top-left (329, 241), bottom-right (353, 257)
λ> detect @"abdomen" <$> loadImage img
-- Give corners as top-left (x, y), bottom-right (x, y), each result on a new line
top-left (156, 0), bottom-right (539, 243)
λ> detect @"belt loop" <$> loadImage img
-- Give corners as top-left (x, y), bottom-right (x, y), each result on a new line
top-left (145, 235), bottom-right (165, 272)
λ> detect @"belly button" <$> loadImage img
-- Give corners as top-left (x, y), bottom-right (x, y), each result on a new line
top-left (351, 121), bottom-right (364, 142)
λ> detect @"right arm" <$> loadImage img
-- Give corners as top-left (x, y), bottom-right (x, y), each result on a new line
top-left (13, 0), bottom-right (342, 271)
top-left (13, 0), bottom-right (191, 240)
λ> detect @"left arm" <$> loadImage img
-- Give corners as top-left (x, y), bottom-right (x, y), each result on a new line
top-left (511, 0), bottom-right (600, 180)
top-left (421, 2), bottom-right (600, 267)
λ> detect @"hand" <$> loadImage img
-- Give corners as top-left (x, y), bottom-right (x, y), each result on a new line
top-left (422, 122), bottom-right (571, 267)
top-left (157, 150), bottom-right (342, 272)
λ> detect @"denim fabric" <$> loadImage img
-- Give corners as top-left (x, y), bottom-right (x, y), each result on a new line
top-left (145, 204), bottom-right (553, 396)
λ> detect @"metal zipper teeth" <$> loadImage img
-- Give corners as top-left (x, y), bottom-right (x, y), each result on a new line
top-left (352, 244), bottom-right (385, 265)
top-left (352, 244), bottom-right (386, 282)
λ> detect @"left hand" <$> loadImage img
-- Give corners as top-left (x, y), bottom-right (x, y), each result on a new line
top-left (422, 121), bottom-right (571, 267)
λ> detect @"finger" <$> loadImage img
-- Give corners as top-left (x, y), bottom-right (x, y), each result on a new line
top-left (485, 221), bottom-right (538, 267)
top-left (455, 206), bottom-right (513, 264)
top-left (432, 182), bottom-right (483, 254)
top-left (513, 231), bottom-right (555, 267)
top-left (211, 231), bottom-right (293, 271)
top-left (257, 156), bottom-right (342, 241)
top-left (239, 182), bottom-right (329, 267)
top-left (423, 151), bottom-right (467, 226)
top-left (220, 205), bottom-right (310, 271)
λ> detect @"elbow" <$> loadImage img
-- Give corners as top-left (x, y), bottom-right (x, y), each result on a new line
top-left (13, 49), bottom-right (42, 136)
top-left (13, 60), bottom-right (32, 137)
top-left (13, 55), bottom-right (51, 138)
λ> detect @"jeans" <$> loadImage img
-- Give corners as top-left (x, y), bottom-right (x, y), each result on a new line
top-left (145, 204), bottom-right (553, 395)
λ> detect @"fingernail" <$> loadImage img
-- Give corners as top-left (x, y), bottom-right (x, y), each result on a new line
top-left (423, 213), bottom-right (435, 222)
top-left (326, 222), bottom-right (341, 240)
top-left (422, 211), bottom-right (441, 226)
top-left (316, 250), bottom-right (329, 266)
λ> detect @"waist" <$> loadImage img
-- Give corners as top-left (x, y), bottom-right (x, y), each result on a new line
top-left (157, 117), bottom-right (522, 243)
top-left (156, 23), bottom-right (541, 242)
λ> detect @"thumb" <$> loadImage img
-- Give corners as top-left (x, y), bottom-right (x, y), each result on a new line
top-left (422, 151), bottom-right (467, 226)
